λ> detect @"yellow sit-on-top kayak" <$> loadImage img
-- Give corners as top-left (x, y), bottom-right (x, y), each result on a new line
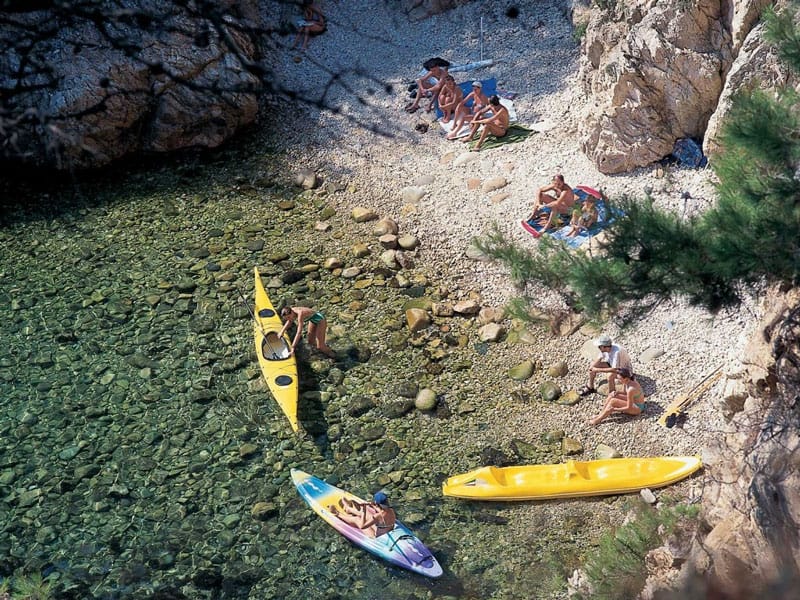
top-left (253, 267), bottom-right (299, 431)
top-left (442, 456), bottom-right (702, 501)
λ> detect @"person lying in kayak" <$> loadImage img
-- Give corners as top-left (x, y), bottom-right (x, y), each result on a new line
top-left (279, 306), bottom-right (335, 357)
top-left (588, 368), bottom-right (645, 426)
top-left (329, 492), bottom-right (396, 538)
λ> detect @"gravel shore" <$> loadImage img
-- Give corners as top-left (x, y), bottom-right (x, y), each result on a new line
top-left (272, 0), bottom-right (762, 499)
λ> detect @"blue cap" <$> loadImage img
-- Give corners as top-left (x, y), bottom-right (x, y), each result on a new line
top-left (373, 491), bottom-right (388, 505)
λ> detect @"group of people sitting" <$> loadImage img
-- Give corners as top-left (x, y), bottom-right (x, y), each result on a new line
top-left (581, 334), bottom-right (644, 426)
top-left (526, 174), bottom-right (599, 236)
top-left (405, 58), bottom-right (509, 151)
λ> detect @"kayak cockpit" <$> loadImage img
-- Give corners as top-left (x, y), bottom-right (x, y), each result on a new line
top-left (262, 331), bottom-right (291, 361)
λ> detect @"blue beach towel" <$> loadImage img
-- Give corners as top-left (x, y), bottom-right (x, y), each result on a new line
top-left (435, 78), bottom-right (497, 119)
top-left (521, 186), bottom-right (622, 249)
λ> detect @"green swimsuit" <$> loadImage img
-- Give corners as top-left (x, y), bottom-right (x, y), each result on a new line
top-left (308, 311), bottom-right (324, 324)
top-left (628, 385), bottom-right (645, 411)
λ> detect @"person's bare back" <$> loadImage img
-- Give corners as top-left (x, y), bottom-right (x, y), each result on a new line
top-left (464, 95), bottom-right (510, 151)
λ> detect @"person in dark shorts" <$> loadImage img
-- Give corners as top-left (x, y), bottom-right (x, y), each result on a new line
top-left (279, 306), bottom-right (335, 357)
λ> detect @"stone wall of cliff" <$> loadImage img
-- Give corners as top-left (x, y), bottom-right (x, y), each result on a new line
top-left (574, 0), bottom-right (786, 174)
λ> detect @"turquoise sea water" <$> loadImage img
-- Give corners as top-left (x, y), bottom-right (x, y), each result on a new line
top-left (0, 144), bottom-right (590, 599)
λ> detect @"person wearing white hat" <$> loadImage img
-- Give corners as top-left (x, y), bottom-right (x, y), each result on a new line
top-left (579, 334), bottom-right (633, 396)
top-left (446, 80), bottom-right (490, 140)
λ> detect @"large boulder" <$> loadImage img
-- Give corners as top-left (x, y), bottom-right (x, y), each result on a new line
top-left (579, 0), bottom-right (730, 173)
top-left (0, 1), bottom-right (261, 170)
top-left (578, 0), bottom-right (738, 173)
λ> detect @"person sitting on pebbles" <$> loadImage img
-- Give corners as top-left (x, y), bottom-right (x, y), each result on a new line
top-left (405, 57), bottom-right (451, 113)
top-left (278, 305), bottom-right (335, 358)
top-left (437, 75), bottom-right (463, 123)
top-left (292, 0), bottom-right (326, 51)
top-left (588, 368), bottom-right (645, 426)
top-left (580, 334), bottom-right (633, 396)
top-left (329, 492), bottom-right (396, 538)
top-left (462, 95), bottom-right (509, 151)
top-left (447, 80), bottom-right (490, 140)
top-left (526, 174), bottom-right (576, 223)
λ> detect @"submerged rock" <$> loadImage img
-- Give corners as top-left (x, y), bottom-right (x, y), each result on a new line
top-left (509, 360), bottom-right (535, 381)
top-left (415, 388), bottom-right (437, 411)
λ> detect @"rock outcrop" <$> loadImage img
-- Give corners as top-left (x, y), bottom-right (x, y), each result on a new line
top-left (703, 17), bottom-right (795, 156)
top-left (577, 0), bottom-right (776, 174)
top-left (643, 285), bottom-right (800, 597)
top-left (0, 1), bottom-right (261, 170)
top-left (688, 286), bottom-right (800, 596)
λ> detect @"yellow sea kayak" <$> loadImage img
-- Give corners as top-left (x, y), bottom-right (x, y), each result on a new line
top-left (253, 267), bottom-right (299, 431)
top-left (442, 456), bottom-right (702, 501)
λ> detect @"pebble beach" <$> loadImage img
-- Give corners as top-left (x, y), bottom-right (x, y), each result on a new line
top-left (271, 0), bottom-right (763, 457)
top-left (0, 2), bottom-right (768, 599)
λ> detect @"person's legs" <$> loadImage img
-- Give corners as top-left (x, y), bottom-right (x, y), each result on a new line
top-left (408, 78), bottom-right (431, 110)
top-left (426, 81), bottom-right (445, 112)
top-left (607, 371), bottom-right (618, 393)
top-left (540, 208), bottom-right (558, 230)
top-left (314, 320), bottom-right (334, 356)
top-left (587, 359), bottom-right (609, 390)
top-left (447, 105), bottom-right (470, 139)
top-left (473, 125), bottom-right (491, 150)
top-left (463, 121), bottom-right (481, 143)
top-left (292, 29), bottom-right (303, 49)
top-left (589, 397), bottom-right (627, 425)
top-left (331, 509), bottom-right (367, 528)
top-left (530, 190), bottom-right (554, 218)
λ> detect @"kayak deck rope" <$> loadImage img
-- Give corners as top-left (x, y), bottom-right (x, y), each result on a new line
top-left (387, 533), bottom-right (434, 566)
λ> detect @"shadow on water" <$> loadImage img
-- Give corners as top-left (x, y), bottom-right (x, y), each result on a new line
top-left (0, 124), bottom-right (284, 228)
top-left (296, 352), bottom-right (328, 451)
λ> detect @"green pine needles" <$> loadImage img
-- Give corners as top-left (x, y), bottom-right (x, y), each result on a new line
top-left (476, 4), bottom-right (800, 323)
top-left (578, 501), bottom-right (700, 600)
top-left (0, 572), bottom-right (52, 600)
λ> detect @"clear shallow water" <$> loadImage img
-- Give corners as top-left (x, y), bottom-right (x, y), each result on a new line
top-left (0, 146), bottom-right (585, 599)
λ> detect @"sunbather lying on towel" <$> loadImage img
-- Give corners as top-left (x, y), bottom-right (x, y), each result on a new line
top-left (526, 174), bottom-right (576, 222)
top-left (462, 95), bottom-right (509, 151)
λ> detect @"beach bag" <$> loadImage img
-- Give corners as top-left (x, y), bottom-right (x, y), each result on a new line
top-left (671, 138), bottom-right (707, 168)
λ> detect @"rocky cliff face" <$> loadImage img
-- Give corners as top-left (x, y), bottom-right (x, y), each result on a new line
top-left (0, 1), bottom-right (261, 171)
top-left (0, 0), bottom-right (790, 174)
top-left (576, 0), bottom-right (777, 174)
top-left (687, 285), bottom-right (800, 596)
top-left (640, 285), bottom-right (800, 598)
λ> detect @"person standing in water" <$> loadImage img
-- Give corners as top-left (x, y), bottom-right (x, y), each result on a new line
top-left (278, 306), bottom-right (335, 357)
